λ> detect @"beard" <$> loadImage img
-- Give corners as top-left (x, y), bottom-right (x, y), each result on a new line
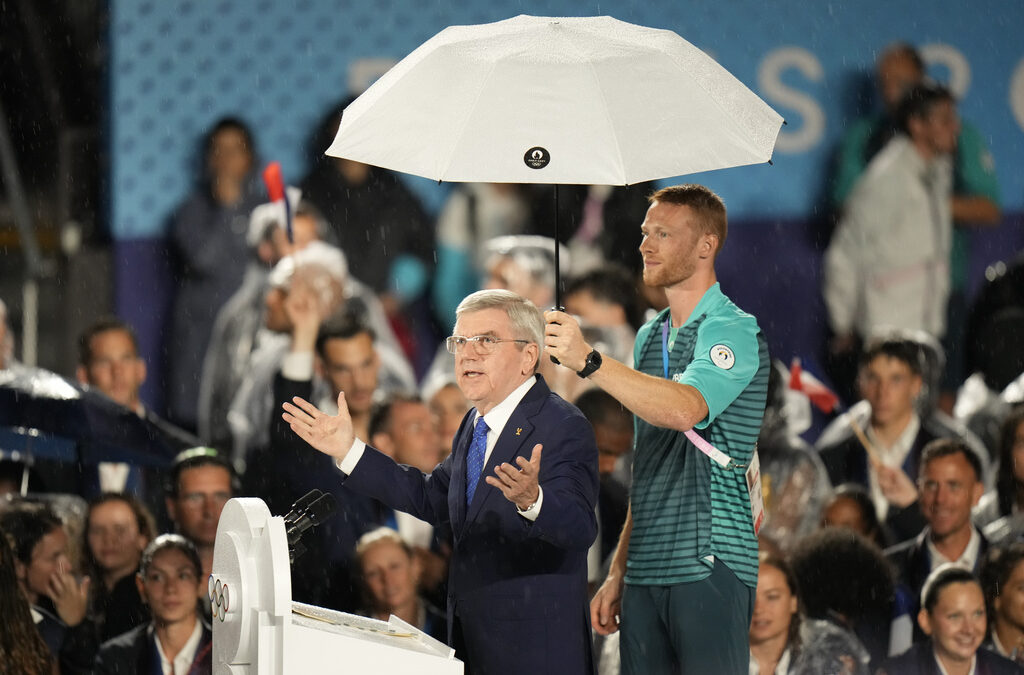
top-left (642, 254), bottom-right (698, 289)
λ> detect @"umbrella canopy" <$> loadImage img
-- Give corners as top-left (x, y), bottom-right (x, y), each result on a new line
top-left (327, 14), bottom-right (783, 186)
top-left (0, 367), bottom-right (182, 468)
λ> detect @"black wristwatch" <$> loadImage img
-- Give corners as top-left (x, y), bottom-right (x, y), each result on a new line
top-left (576, 349), bottom-right (602, 378)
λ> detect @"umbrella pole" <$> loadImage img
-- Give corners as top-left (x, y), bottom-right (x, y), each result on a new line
top-left (553, 185), bottom-right (561, 309)
top-left (20, 464), bottom-right (29, 496)
top-left (549, 185), bottom-right (564, 366)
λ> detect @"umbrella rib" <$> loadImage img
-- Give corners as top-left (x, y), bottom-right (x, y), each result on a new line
top-left (664, 50), bottom-right (780, 162)
top-left (437, 55), bottom-right (500, 182)
top-left (576, 22), bottom-right (780, 170)
top-left (583, 58), bottom-right (628, 185)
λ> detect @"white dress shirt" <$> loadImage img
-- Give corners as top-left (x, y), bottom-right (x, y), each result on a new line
top-left (153, 619), bottom-right (203, 675)
top-left (926, 525), bottom-right (982, 571)
top-left (865, 413), bottom-right (920, 520)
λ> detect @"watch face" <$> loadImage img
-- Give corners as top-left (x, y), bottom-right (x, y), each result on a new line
top-left (579, 350), bottom-right (602, 378)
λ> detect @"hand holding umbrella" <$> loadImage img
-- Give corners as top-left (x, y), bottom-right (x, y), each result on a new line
top-left (544, 310), bottom-right (592, 373)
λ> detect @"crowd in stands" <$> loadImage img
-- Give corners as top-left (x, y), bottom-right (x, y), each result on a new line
top-left (1, 40), bottom-right (1024, 675)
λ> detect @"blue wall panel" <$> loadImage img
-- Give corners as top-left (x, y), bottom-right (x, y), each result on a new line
top-left (110, 0), bottom-right (1024, 238)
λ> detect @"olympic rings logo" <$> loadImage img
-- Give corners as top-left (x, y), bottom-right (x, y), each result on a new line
top-left (208, 575), bottom-right (230, 622)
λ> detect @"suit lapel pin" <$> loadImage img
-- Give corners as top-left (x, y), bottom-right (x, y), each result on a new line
top-left (516, 427), bottom-right (522, 436)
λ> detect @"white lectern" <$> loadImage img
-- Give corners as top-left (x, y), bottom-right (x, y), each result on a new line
top-left (210, 498), bottom-right (462, 675)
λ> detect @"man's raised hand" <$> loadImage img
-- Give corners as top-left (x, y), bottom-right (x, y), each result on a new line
top-left (282, 392), bottom-right (354, 460)
top-left (486, 443), bottom-right (542, 511)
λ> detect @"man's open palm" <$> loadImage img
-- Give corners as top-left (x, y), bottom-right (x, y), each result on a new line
top-left (282, 392), bottom-right (354, 460)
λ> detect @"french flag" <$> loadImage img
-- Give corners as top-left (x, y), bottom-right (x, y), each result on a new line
top-left (788, 358), bottom-right (840, 413)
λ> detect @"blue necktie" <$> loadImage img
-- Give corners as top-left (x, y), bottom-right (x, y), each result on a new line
top-left (466, 416), bottom-right (489, 505)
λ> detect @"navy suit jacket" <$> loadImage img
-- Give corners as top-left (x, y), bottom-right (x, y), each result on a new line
top-left (343, 375), bottom-right (599, 675)
top-left (879, 641), bottom-right (1024, 674)
top-left (94, 623), bottom-right (213, 675)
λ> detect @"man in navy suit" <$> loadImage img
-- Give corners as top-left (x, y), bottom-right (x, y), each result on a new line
top-left (283, 289), bottom-right (599, 675)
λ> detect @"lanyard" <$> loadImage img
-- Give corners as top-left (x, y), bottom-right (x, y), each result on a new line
top-left (661, 318), bottom-right (736, 469)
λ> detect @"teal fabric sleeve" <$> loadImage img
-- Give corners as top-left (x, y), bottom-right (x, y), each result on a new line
top-left (678, 314), bottom-right (760, 429)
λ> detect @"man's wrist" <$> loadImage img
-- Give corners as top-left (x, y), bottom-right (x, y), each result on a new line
top-left (576, 348), bottom-right (602, 378)
top-left (517, 489), bottom-right (540, 511)
top-left (336, 439), bottom-right (366, 474)
top-left (516, 486), bottom-right (543, 520)
top-left (291, 325), bottom-right (318, 351)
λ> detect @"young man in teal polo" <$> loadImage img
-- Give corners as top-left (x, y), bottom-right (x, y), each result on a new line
top-left (546, 184), bottom-right (769, 674)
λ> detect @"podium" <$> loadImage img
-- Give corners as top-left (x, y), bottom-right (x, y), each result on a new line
top-left (210, 498), bottom-right (462, 674)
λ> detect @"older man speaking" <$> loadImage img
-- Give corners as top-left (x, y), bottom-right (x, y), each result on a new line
top-left (282, 289), bottom-right (599, 675)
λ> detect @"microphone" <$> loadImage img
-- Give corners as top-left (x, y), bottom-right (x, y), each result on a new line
top-left (286, 493), bottom-right (337, 562)
top-left (282, 489), bottom-right (323, 526)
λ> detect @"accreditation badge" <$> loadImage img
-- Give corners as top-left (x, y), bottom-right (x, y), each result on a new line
top-left (745, 448), bottom-right (764, 536)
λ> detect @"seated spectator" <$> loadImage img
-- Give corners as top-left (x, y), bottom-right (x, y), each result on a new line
top-left (886, 439), bottom-right (988, 653)
top-left (0, 525), bottom-right (54, 674)
top-left (197, 196), bottom-right (325, 448)
top-left (355, 528), bottom-right (446, 643)
top-left (94, 534), bottom-right (211, 675)
top-left (367, 393), bottom-right (448, 599)
top-left (878, 564), bottom-right (1020, 675)
top-left (790, 527), bottom-right (894, 670)
top-left (75, 317), bottom-right (199, 511)
top-left (83, 494), bottom-right (155, 643)
top-left (565, 264), bottom-right (644, 331)
top-left (749, 553), bottom-right (870, 674)
top-left (818, 335), bottom-right (986, 542)
top-left (564, 265), bottom-right (643, 362)
top-left (369, 393), bottom-right (442, 472)
top-left (164, 448), bottom-right (234, 590)
top-left (269, 309), bottom-right (404, 611)
top-left (422, 377), bottom-right (470, 461)
top-left (228, 241), bottom-right (412, 473)
top-left (981, 543), bottom-right (1024, 663)
top-left (574, 388), bottom-right (630, 578)
top-left (1, 501), bottom-right (96, 674)
top-left (481, 235), bottom-right (565, 316)
top-left (975, 406), bottom-right (1024, 534)
top-left (757, 361), bottom-right (832, 550)
top-left (226, 241), bottom-right (350, 472)
top-left (821, 483), bottom-right (890, 549)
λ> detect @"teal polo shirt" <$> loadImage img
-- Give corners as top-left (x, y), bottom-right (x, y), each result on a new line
top-left (626, 283), bottom-right (769, 589)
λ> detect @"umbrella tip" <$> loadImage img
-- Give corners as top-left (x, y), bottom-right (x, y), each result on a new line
top-left (767, 159), bottom-right (774, 166)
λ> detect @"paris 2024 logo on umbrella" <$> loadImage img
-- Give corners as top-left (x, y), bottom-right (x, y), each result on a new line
top-left (524, 146), bottom-right (550, 170)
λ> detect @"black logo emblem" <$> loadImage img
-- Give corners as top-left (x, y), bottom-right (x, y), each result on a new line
top-left (524, 147), bottom-right (550, 170)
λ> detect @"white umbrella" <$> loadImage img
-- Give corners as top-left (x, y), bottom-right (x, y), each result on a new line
top-left (327, 14), bottom-right (783, 186)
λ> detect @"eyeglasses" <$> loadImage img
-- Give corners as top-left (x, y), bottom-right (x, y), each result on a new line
top-left (178, 491), bottom-right (231, 510)
top-left (445, 335), bottom-right (530, 355)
